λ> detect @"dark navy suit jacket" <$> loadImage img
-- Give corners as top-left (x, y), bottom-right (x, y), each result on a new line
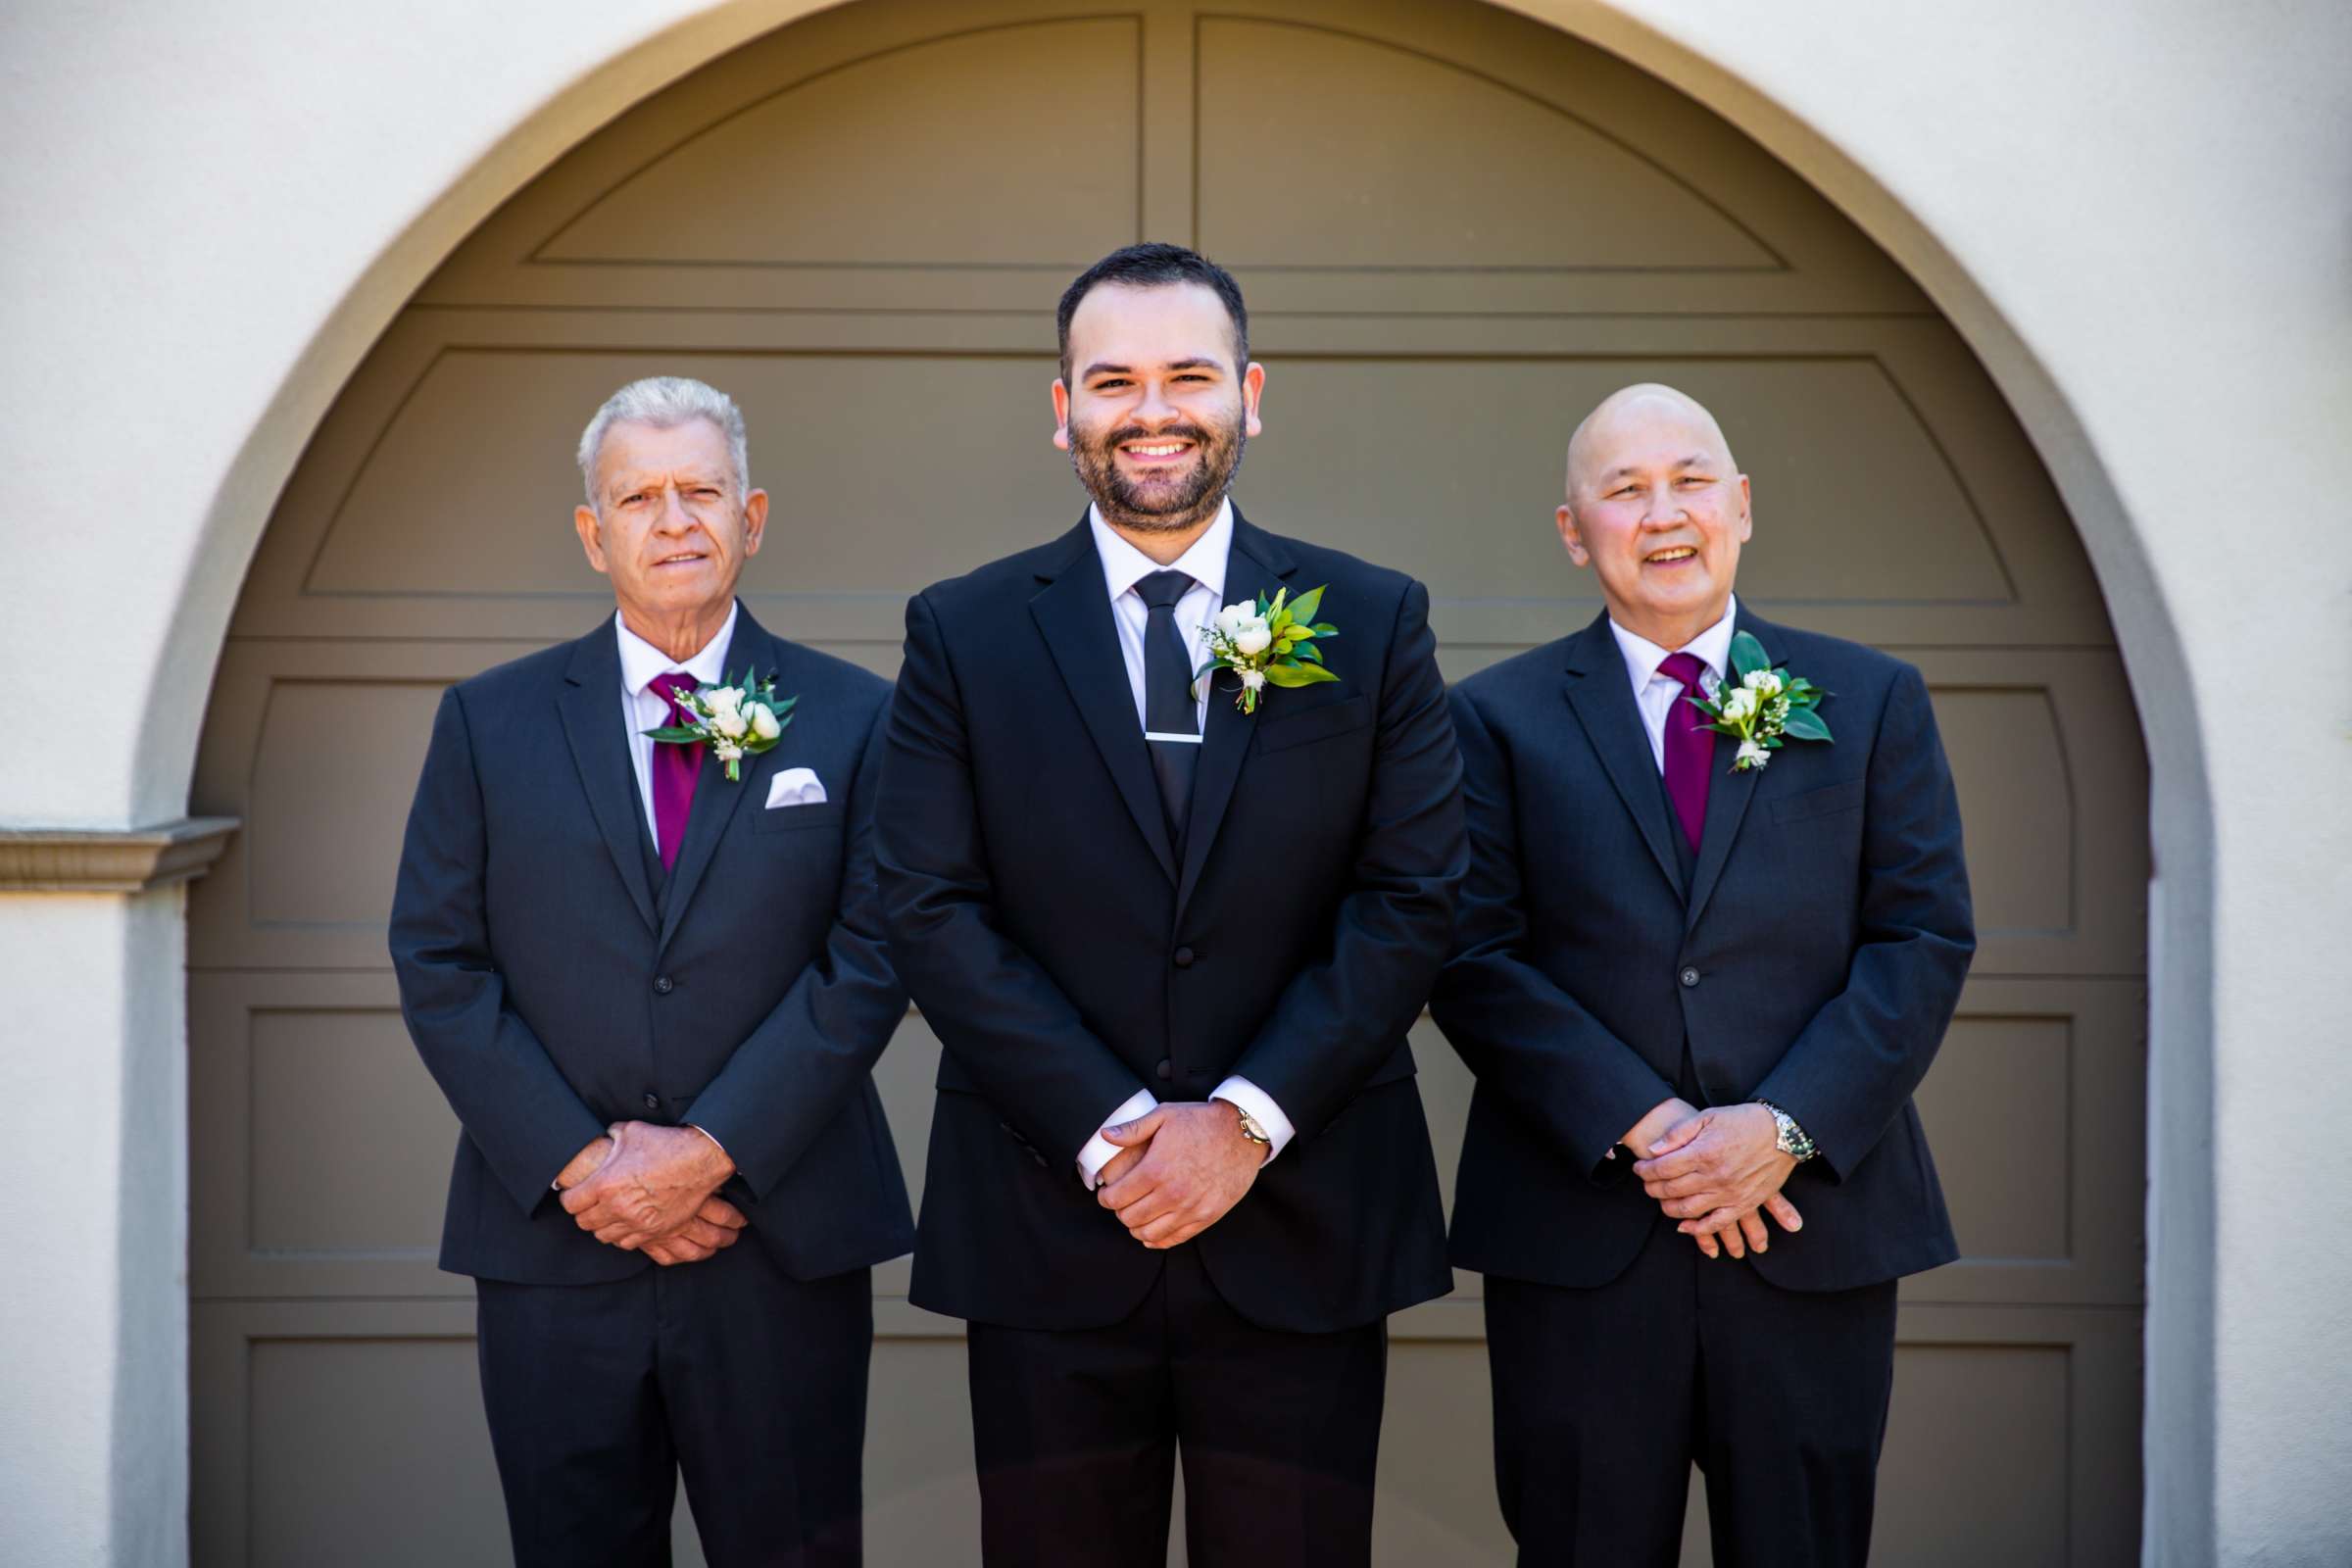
top-left (1433, 607), bottom-right (1972, 1293)
top-left (875, 512), bottom-right (1466, 1334)
top-left (389, 604), bottom-right (914, 1286)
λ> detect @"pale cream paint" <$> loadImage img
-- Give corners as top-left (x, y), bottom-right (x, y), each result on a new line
top-left (2, 0), bottom-right (2346, 1562)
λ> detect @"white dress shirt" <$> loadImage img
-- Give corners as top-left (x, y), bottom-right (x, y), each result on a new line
top-left (615, 603), bottom-right (738, 844)
top-left (1074, 500), bottom-right (1297, 1187)
top-left (1607, 595), bottom-right (1739, 773)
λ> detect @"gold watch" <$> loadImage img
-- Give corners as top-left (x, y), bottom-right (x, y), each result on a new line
top-left (1231, 1103), bottom-right (1272, 1149)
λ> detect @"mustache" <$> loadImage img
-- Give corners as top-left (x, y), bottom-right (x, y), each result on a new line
top-left (1097, 421), bottom-right (1215, 449)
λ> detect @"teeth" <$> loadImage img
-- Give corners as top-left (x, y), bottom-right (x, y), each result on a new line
top-left (1648, 548), bottom-right (1695, 563)
top-left (1126, 444), bottom-right (1187, 457)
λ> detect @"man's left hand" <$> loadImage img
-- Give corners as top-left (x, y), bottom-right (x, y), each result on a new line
top-left (1095, 1102), bottom-right (1267, 1249)
top-left (560, 1120), bottom-right (736, 1250)
top-left (1631, 1102), bottom-right (1795, 1232)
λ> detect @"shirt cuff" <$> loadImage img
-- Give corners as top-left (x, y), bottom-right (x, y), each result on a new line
top-left (1210, 1076), bottom-right (1295, 1164)
top-left (1076, 1089), bottom-right (1158, 1189)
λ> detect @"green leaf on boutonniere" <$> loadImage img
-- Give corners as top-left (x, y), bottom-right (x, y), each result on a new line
top-left (1284, 584), bottom-right (1326, 625)
top-left (1264, 661), bottom-right (1340, 688)
top-left (641, 725), bottom-right (707, 743)
top-left (1780, 706), bottom-right (1833, 743)
top-left (1729, 630), bottom-right (1771, 681)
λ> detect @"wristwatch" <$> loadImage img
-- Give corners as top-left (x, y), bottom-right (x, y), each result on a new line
top-left (1231, 1103), bottom-right (1273, 1150)
top-left (1756, 1101), bottom-right (1818, 1163)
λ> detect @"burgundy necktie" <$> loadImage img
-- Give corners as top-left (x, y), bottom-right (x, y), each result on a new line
top-left (1657, 652), bottom-right (1713, 856)
top-left (647, 671), bottom-right (704, 872)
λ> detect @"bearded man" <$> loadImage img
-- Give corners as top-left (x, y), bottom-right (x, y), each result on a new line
top-left (874, 244), bottom-right (1466, 1565)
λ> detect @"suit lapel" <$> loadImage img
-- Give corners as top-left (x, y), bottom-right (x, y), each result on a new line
top-left (1174, 515), bottom-right (1294, 920)
top-left (1029, 520), bottom-right (1180, 885)
top-left (557, 621), bottom-right (660, 934)
top-left (1683, 607), bottom-right (1772, 932)
top-left (1560, 614), bottom-right (1686, 899)
top-left (658, 604), bottom-right (780, 954)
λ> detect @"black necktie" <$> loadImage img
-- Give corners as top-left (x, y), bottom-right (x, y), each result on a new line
top-left (1137, 568), bottom-right (1200, 846)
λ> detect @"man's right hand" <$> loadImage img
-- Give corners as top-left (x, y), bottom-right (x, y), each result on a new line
top-left (1689, 1193), bottom-right (1804, 1260)
top-left (1621, 1098), bottom-right (1700, 1165)
top-left (553, 1134), bottom-right (747, 1265)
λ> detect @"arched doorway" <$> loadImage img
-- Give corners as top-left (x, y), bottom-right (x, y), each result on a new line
top-left (186, 0), bottom-right (2146, 1558)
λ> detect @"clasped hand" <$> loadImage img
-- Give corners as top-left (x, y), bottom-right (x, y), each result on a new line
top-left (556, 1121), bottom-right (746, 1266)
top-left (1093, 1102), bottom-right (1269, 1250)
top-left (1624, 1099), bottom-right (1801, 1260)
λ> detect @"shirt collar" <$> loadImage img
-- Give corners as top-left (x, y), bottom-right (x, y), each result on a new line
top-left (615, 601), bottom-right (739, 697)
top-left (1609, 594), bottom-right (1740, 692)
top-left (1088, 498), bottom-right (1233, 609)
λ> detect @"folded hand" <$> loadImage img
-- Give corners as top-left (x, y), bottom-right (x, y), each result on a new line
top-left (1632, 1103), bottom-right (1795, 1234)
top-left (559, 1120), bottom-right (736, 1253)
top-left (1094, 1102), bottom-right (1266, 1249)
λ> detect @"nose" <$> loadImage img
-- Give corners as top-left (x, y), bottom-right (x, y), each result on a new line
top-left (1639, 481), bottom-right (1684, 527)
top-left (1134, 377), bottom-right (1180, 424)
top-left (654, 485), bottom-right (693, 532)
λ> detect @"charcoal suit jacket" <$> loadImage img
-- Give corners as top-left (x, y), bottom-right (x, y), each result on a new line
top-left (1433, 607), bottom-right (1973, 1293)
top-left (390, 603), bottom-right (914, 1286)
top-left (875, 510), bottom-right (1466, 1334)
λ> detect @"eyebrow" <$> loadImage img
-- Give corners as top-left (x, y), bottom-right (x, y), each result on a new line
top-left (1599, 454), bottom-right (1713, 482)
top-left (1081, 358), bottom-right (1226, 378)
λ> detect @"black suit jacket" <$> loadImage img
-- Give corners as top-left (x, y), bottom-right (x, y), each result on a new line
top-left (1433, 607), bottom-right (1972, 1293)
top-left (875, 511), bottom-right (1465, 1334)
top-left (389, 604), bottom-right (915, 1286)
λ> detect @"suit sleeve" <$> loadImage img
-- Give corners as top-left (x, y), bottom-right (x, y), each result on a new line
top-left (874, 592), bottom-right (1147, 1161)
top-left (388, 686), bottom-right (608, 1214)
top-left (1223, 579), bottom-right (1468, 1143)
top-left (1752, 663), bottom-right (1976, 1180)
top-left (1428, 685), bottom-right (1679, 1181)
top-left (684, 693), bottom-right (911, 1198)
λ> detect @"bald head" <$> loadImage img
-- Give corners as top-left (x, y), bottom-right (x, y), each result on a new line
top-left (1566, 383), bottom-right (1739, 501)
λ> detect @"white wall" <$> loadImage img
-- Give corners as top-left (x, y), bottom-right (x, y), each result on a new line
top-left (2, 0), bottom-right (2346, 1561)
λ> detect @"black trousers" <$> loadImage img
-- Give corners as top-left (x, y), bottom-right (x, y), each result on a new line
top-left (964, 1244), bottom-right (1388, 1567)
top-left (474, 1248), bottom-right (872, 1568)
top-left (1483, 1223), bottom-right (1897, 1568)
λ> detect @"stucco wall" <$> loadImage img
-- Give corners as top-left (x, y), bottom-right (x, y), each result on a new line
top-left (2, 1), bottom-right (2345, 1562)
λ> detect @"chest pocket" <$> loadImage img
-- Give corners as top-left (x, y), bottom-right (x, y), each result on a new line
top-left (1766, 776), bottom-right (1866, 825)
top-left (1252, 693), bottom-right (1373, 757)
top-left (749, 801), bottom-right (849, 836)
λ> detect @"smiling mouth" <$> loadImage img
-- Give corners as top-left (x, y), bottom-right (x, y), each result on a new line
top-left (653, 552), bottom-right (708, 568)
top-left (1120, 440), bottom-right (1195, 464)
top-left (1644, 546), bottom-right (1698, 565)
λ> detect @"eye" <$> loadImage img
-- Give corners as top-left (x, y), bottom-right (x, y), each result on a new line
top-left (1092, 377), bottom-right (1130, 391)
top-left (619, 492), bottom-right (648, 507)
top-left (691, 487), bottom-right (720, 499)
top-left (1677, 475), bottom-right (1710, 487)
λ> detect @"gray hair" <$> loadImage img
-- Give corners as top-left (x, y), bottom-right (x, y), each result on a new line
top-left (576, 375), bottom-right (751, 509)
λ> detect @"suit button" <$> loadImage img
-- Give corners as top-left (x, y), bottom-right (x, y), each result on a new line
top-left (642, 1093), bottom-right (661, 1111)
top-left (1155, 1057), bottom-right (1173, 1081)
top-left (1680, 967), bottom-right (1701, 989)
top-left (1173, 947), bottom-right (1197, 968)
top-left (653, 975), bottom-right (674, 995)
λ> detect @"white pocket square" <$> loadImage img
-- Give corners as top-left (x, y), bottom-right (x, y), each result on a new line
top-left (765, 767), bottom-right (827, 808)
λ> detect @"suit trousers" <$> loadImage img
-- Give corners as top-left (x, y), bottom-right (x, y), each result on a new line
top-left (964, 1244), bottom-right (1388, 1567)
top-left (474, 1246), bottom-right (872, 1568)
top-left (1483, 1222), bottom-right (1897, 1568)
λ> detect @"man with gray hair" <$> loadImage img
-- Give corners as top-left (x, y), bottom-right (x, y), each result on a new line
top-left (391, 375), bottom-right (914, 1565)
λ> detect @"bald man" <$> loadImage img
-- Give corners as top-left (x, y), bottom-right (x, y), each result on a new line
top-left (1430, 385), bottom-right (1974, 1565)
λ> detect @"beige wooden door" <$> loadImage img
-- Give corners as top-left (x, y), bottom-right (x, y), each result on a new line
top-left (188, 0), bottom-right (2146, 1560)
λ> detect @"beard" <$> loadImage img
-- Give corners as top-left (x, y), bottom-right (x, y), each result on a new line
top-left (1068, 409), bottom-right (1248, 533)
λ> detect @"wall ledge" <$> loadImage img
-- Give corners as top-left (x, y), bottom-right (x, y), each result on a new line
top-left (0, 818), bottom-right (240, 893)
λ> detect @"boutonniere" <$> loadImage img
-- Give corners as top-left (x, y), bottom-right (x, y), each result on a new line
top-left (1195, 585), bottom-right (1340, 714)
top-left (1688, 631), bottom-right (1832, 773)
top-left (644, 669), bottom-right (798, 781)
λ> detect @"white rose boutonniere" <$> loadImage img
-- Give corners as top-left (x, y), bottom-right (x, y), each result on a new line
top-left (644, 668), bottom-right (799, 781)
top-left (1686, 632), bottom-right (1832, 773)
top-left (1195, 585), bottom-right (1339, 714)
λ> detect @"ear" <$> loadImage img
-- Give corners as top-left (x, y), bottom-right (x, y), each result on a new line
top-left (1555, 503), bottom-right (1591, 567)
top-left (1734, 472), bottom-right (1753, 543)
top-left (740, 488), bottom-right (769, 557)
top-left (574, 504), bottom-right (611, 575)
top-left (1051, 377), bottom-right (1073, 453)
top-left (1241, 362), bottom-right (1266, 438)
